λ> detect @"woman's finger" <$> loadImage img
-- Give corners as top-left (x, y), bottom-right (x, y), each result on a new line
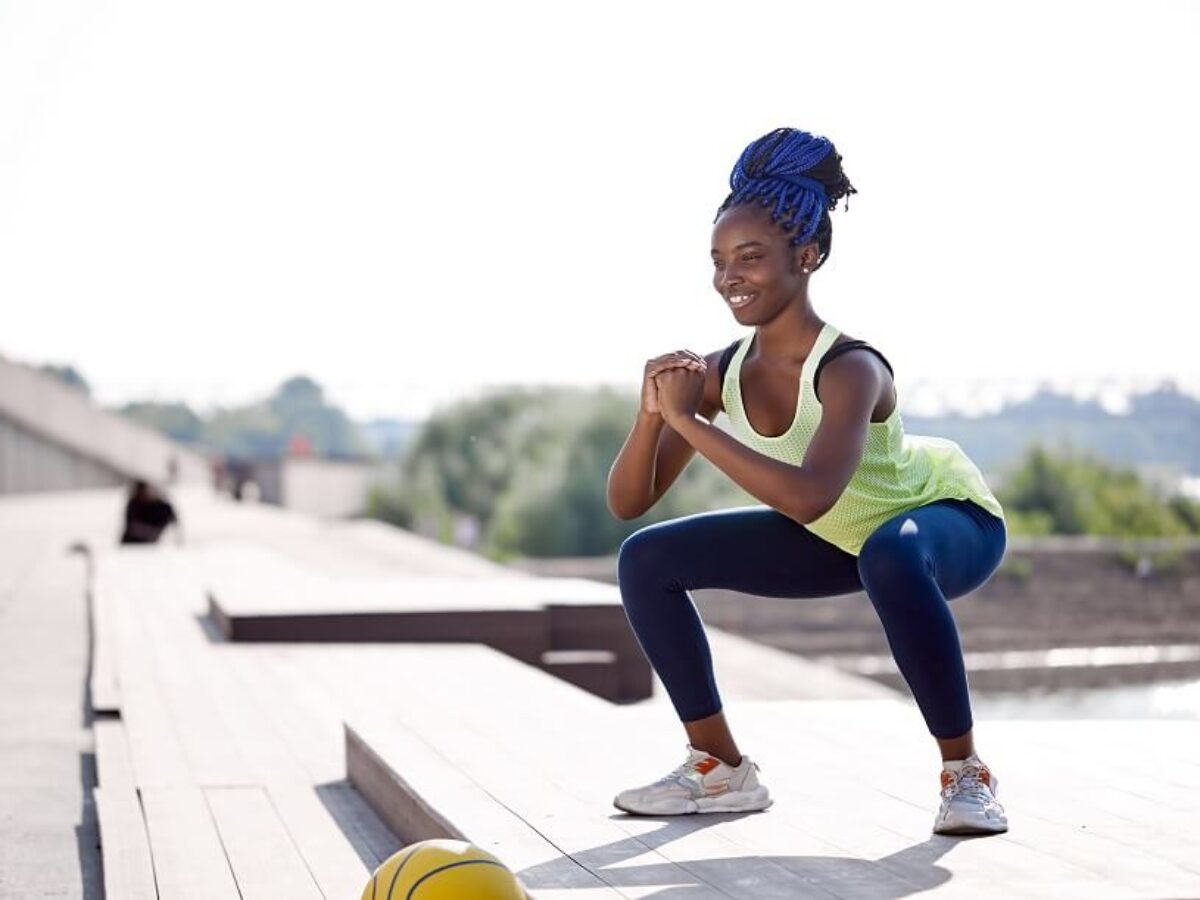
top-left (649, 356), bottom-right (696, 372)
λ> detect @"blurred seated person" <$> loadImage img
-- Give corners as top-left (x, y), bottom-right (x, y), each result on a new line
top-left (120, 480), bottom-right (180, 545)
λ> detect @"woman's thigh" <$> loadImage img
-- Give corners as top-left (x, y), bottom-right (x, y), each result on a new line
top-left (619, 505), bottom-right (863, 599)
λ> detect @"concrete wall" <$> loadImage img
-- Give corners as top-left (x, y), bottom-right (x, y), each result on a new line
top-left (0, 417), bottom-right (125, 493)
top-left (282, 458), bottom-right (383, 518)
top-left (0, 355), bottom-right (210, 494)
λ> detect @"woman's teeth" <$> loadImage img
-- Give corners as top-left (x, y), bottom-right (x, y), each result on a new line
top-left (728, 293), bottom-right (756, 308)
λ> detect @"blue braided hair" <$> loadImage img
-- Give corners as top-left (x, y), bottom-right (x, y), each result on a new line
top-left (716, 128), bottom-right (857, 271)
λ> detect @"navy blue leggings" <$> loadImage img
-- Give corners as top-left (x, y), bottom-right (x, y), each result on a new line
top-left (617, 499), bottom-right (1006, 738)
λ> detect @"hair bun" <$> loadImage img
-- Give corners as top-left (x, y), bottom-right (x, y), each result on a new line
top-left (729, 129), bottom-right (834, 193)
top-left (717, 127), bottom-right (857, 270)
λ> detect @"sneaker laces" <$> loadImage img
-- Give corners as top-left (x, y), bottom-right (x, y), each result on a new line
top-left (944, 762), bottom-right (995, 807)
top-left (652, 760), bottom-right (699, 787)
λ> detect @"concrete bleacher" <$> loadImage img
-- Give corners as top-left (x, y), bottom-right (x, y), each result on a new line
top-left (339, 651), bottom-right (1200, 898)
top-left (6, 487), bottom-right (1200, 898)
top-left (90, 550), bottom-right (400, 899)
top-left (205, 547), bottom-right (653, 702)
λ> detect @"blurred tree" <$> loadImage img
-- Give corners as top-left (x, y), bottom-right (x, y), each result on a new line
top-left (999, 445), bottom-right (1200, 538)
top-left (207, 403), bottom-right (284, 459)
top-left (40, 364), bottom-right (90, 395)
top-left (120, 401), bottom-right (206, 444)
top-left (376, 399), bottom-right (1200, 558)
top-left (116, 375), bottom-right (370, 460)
top-left (270, 376), bottom-right (324, 411)
top-left (372, 386), bottom-right (752, 558)
top-left (267, 375), bottom-right (368, 458)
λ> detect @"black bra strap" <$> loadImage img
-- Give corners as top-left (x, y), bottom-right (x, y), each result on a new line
top-left (717, 338), bottom-right (742, 387)
top-left (813, 340), bottom-right (894, 401)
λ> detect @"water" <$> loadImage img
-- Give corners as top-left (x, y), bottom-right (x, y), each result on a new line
top-left (973, 678), bottom-right (1200, 720)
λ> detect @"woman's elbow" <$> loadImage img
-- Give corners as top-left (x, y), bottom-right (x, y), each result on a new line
top-left (785, 491), bottom-right (838, 525)
top-left (608, 502), bottom-right (637, 521)
top-left (606, 491), bottom-right (646, 521)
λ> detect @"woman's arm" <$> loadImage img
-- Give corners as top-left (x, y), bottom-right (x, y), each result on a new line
top-left (606, 349), bottom-right (725, 520)
top-left (656, 351), bottom-right (887, 524)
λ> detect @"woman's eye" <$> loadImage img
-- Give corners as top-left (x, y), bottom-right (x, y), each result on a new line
top-left (712, 260), bottom-right (725, 270)
top-left (742, 254), bottom-right (762, 262)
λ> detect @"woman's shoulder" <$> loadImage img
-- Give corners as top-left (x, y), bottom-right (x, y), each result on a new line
top-left (818, 333), bottom-right (894, 378)
top-left (814, 332), bottom-right (896, 409)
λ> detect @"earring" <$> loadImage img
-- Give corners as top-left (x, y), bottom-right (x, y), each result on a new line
top-left (801, 267), bottom-right (810, 274)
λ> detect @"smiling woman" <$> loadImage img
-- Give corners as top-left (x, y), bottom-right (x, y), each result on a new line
top-left (606, 127), bottom-right (1010, 837)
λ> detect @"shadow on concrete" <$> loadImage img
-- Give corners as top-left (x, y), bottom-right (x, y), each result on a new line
top-left (74, 543), bottom-right (97, 728)
top-left (518, 814), bottom-right (959, 898)
top-left (74, 543), bottom-right (105, 900)
top-left (75, 751), bottom-right (104, 900)
top-left (315, 780), bottom-right (403, 872)
top-left (194, 611), bottom-right (229, 643)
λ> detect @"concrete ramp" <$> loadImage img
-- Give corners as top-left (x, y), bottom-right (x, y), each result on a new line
top-left (0, 354), bottom-right (208, 493)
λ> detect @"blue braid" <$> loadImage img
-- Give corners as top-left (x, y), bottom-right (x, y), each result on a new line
top-left (722, 129), bottom-right (839, 247)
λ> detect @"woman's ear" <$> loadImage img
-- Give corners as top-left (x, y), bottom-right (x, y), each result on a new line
top-left (792, 241), bottom-right (819, 275)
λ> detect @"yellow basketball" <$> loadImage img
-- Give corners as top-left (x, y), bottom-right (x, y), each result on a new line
top-left (362, 839), bottom-right (526, 900)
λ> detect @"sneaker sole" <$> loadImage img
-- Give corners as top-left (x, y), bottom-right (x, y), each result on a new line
top-left (614, 786), bottom-right (772, 816)
top-left (933, 819), bottom-right (1009, 836)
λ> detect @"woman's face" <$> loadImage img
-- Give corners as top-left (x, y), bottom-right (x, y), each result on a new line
top-left (711, 204), bottom-right (813, 325)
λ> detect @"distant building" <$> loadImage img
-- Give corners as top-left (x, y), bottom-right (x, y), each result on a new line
top-left (245, 456), bottom-right (387, 518)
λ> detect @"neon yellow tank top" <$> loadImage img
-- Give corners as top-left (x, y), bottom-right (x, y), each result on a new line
top-left (721, 322), bottom-right (1004, 556)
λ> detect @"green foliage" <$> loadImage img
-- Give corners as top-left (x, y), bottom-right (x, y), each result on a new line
top-left (206, 403), bottom-right (285, 459)
top-left (999, 445), bottom-right (1200, 538)
top-left (121, 402), bottom-right (206, 444)
top-left (375, 401), bottom-right (1200, 558)
top-left (116, 375), bottom-right (370, 460)
top-left (40, 364), bottom-right (90, 395)
top-left (263, 375), bottom-right (368, 459)
top-left (997, 555), bottom-right (1034, 582)
top-left (271, 376), bottom-right (324, 410)
top-left (371, 387), bottom-right (753, 558)
top-left (1115, 544), bottom-right (1187, 578)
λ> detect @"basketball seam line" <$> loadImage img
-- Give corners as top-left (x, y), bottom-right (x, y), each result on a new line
top-left (386, 846), bottom-right (418, 898)
top-left (405, 860), bottom-right (510, 900)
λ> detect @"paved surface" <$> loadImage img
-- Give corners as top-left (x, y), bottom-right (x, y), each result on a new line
top-left (0, 492), bottom-right (119, 899)
top-left (11, 488), bottom-right (1199, 898)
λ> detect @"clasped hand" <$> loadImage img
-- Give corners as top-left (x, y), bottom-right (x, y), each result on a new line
top-left (641, 350), bottom-right (707, 425)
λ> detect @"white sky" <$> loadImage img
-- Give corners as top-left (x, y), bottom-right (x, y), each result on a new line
top-left (1, 0), bottom-right (1197, 420)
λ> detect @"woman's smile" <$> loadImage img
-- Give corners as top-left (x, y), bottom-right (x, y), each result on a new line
top-left (726, 291), bottom-right (759, 310)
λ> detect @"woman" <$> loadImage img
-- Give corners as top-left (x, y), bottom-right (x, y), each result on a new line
top-left (606, 128), bottom-right (1008, 835)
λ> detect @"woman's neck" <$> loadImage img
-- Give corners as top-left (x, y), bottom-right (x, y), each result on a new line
top-left (753, 301), bottom-right (825, 365)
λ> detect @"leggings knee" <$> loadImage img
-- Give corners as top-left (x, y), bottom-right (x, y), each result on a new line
top-left (857, 528), bottom-right (934, 601)
top-left (617, 526), bottom-right (673, 598)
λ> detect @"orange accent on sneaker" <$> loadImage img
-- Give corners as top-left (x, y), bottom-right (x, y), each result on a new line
top-left (941, 765), bottom-right (993, 790)
top-left (693, 757), bottom-right (722, 775)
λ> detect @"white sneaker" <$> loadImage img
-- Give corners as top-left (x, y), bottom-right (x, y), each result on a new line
top-left (613, 745), bottom-right (772, 815)
top-left (933, 755), bottom-right (1008, 835)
